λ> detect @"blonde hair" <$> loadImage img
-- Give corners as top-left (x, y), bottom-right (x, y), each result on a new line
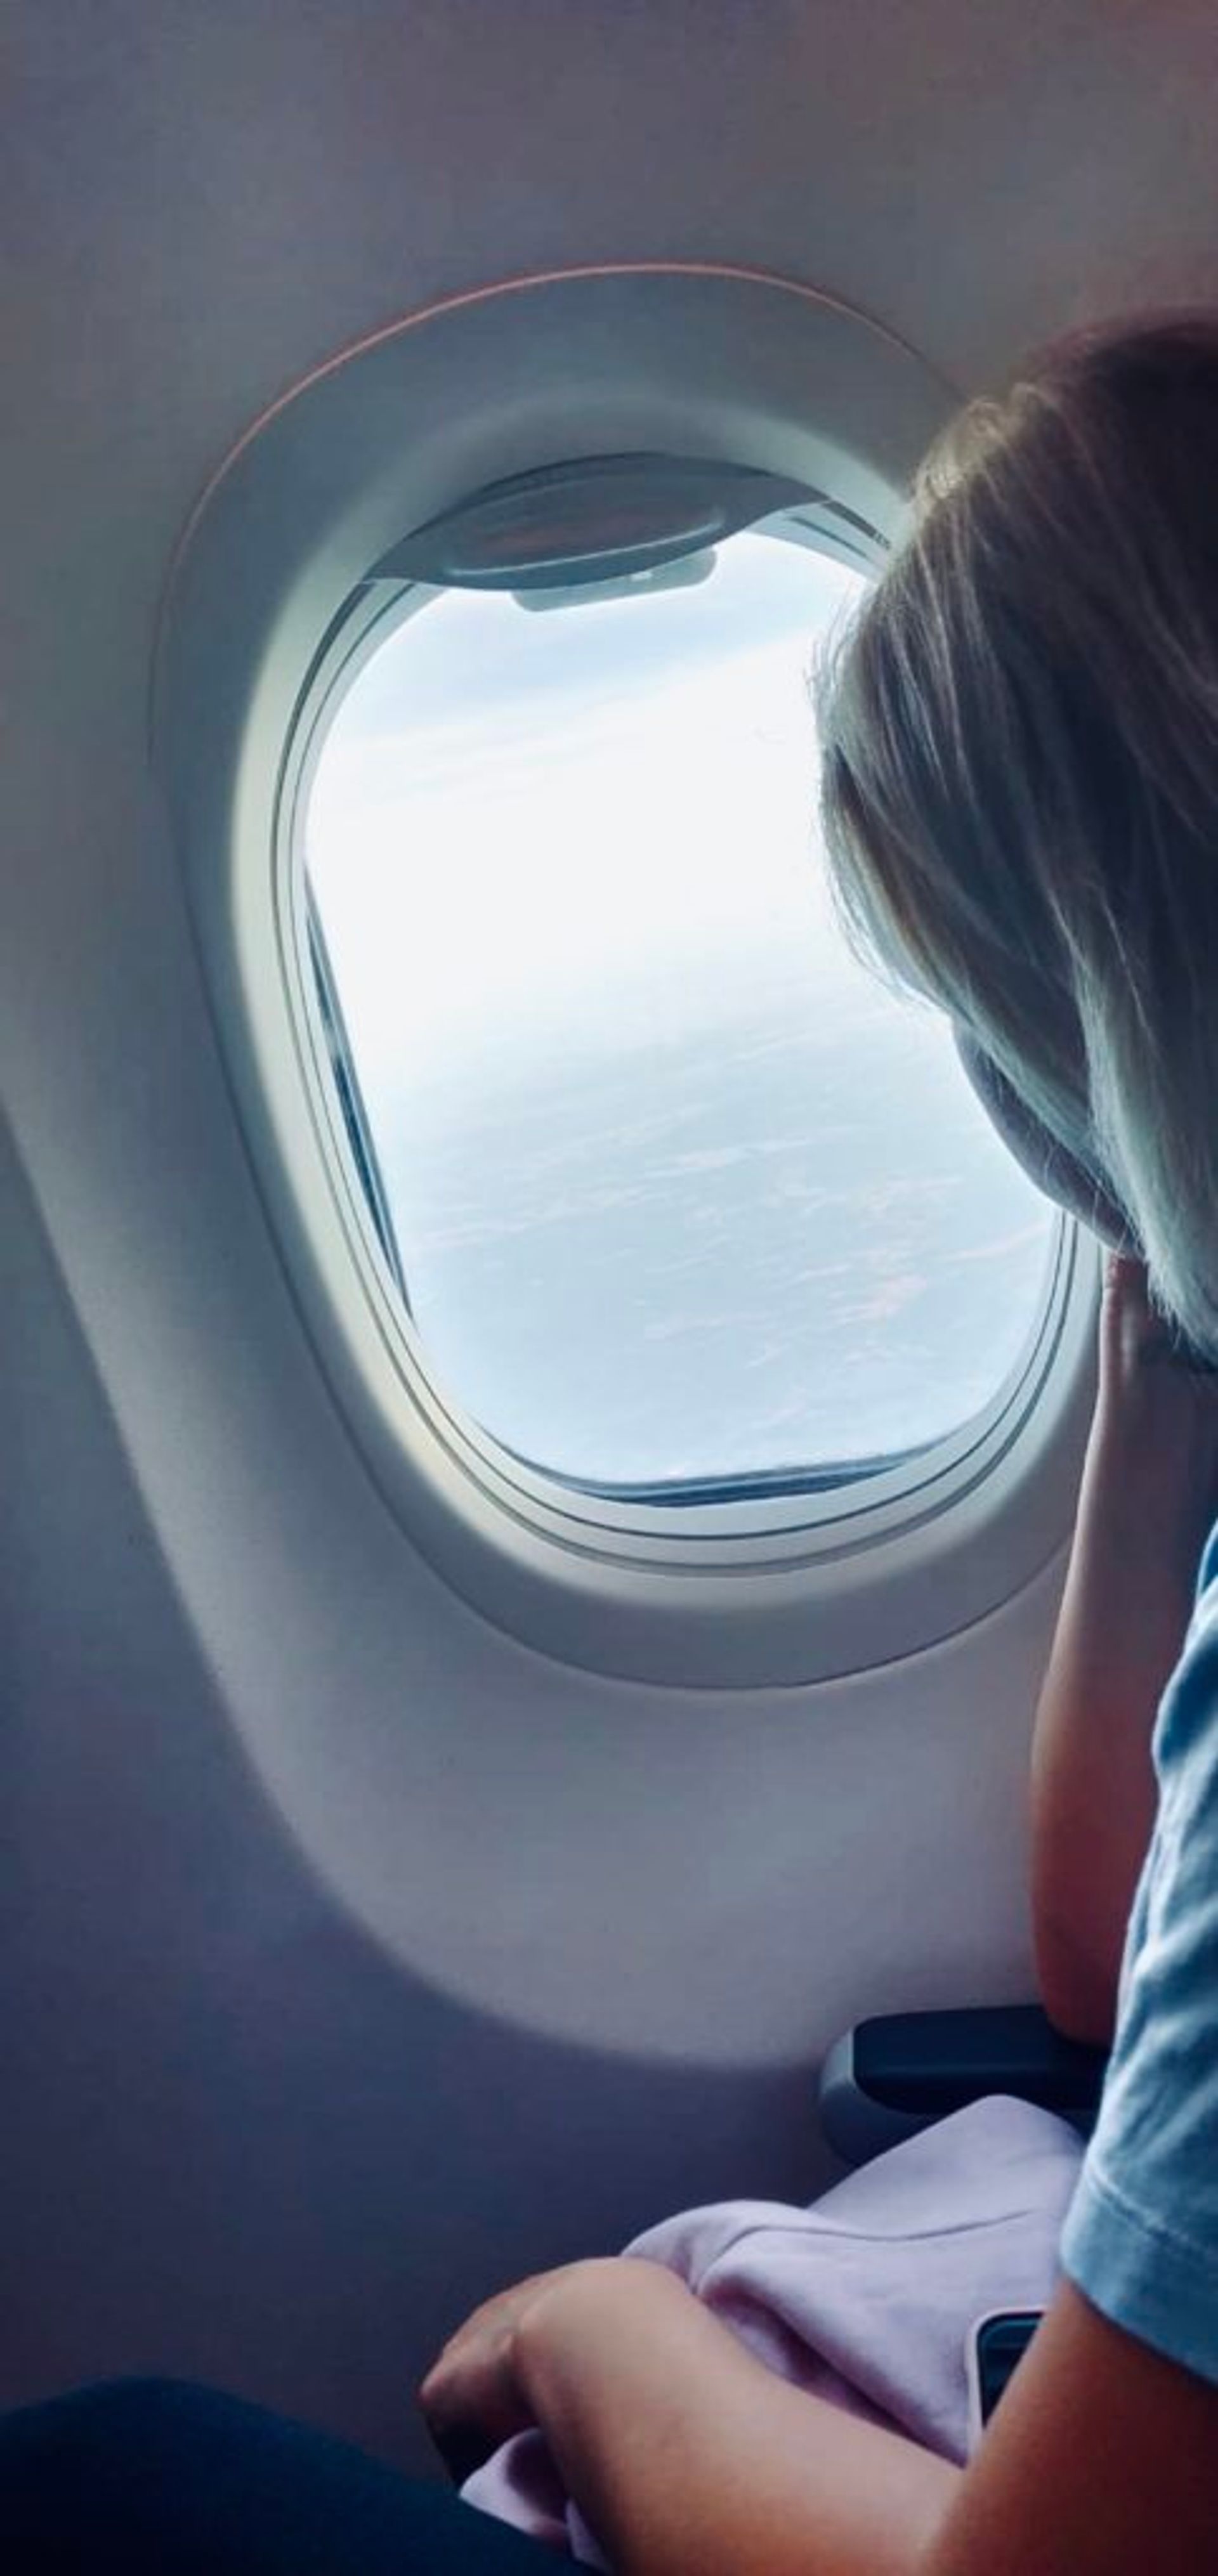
top-left (816, 312), bottom-right (1218, 1355)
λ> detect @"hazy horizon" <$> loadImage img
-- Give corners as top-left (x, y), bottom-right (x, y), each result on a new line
top-left (306, 528), bottom-right (1056, 1488)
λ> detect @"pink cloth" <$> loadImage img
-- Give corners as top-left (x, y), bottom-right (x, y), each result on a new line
top-left (461, 2094), bottom-right (1085, 2566)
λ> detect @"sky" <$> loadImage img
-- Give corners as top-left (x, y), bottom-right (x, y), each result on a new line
top-left (306, 528), bottom-right (873, 1095)
top-left (301, 526), bottom-right (1056, 1482)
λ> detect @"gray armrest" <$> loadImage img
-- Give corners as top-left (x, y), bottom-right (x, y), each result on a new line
top-left (819, 2003), bottom-right (1108, 2166)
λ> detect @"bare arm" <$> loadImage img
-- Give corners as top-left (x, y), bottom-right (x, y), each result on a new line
top-left (424, 2256), bottom-right (960, 2576)
top-left (520, 2261), bottom-right (957, 2576)
top-left (1031, 1254), bottom-right (1218, 2046)
top-left (423, 2256), bottom-right (1218, 2576)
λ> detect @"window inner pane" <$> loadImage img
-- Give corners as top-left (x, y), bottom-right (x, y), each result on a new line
top-left (305, 529), bottom-right (1056, 1490)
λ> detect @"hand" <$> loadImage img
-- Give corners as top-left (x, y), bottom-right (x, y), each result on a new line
top-left (1092, 1252), bottom-right (1218, 1566)
top-left (417, 2260), bottom-right (617, 2484)
top-left (1099, 1251), bottom-right (1216, 1388)
top-left (1076, 1257), bottom-right (1215, 1597)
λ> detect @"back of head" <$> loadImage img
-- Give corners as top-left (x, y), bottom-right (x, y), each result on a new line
top-left (817, 311), bottom-right (1218, 1356)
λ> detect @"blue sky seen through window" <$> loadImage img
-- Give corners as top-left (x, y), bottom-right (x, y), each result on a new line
top-left (305, 529), bottom-right (1056, 1488)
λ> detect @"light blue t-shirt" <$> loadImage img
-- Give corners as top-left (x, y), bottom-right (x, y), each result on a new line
top-left (1060, 1519), bottom-right (1218, 2384)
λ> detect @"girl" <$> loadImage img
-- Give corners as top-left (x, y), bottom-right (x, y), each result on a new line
top-left (420, 311), bottom-right (1218, 2574)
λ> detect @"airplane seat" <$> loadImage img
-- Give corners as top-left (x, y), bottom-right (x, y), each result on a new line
top-left (818, 2003), bottom-right (1109, 2167)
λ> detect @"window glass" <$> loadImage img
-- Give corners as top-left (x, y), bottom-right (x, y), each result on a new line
top-left (304, 528), bottom-right (1056, 1493)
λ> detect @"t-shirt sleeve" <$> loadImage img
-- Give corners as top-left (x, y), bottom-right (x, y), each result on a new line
top-left (1059, 1539), bottom-right (1218, 2386)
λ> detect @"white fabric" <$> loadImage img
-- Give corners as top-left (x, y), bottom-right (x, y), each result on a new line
top-left (462, 2093), bottom-right (1085, 2564)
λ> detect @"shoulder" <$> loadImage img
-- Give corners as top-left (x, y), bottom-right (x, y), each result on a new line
top-left (1153, 1525), bottom-right (1218, 1813)
top-left (1059, 1516), bottom-right (1218, 2390)
top-left (1193, 1512), bottom-right (1218, 1611)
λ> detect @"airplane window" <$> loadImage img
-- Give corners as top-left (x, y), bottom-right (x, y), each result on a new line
top-left (303, 526), bottom-right (1056, 1498)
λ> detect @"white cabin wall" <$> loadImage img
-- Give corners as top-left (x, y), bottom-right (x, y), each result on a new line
top-left (0, 1091), bottom-right (1064, 2460)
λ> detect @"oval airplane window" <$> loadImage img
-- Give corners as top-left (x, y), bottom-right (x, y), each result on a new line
top-left (302, 519), bottom-right (1056, 1499)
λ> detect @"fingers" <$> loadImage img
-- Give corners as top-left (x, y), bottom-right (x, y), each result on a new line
top-left (1098, 1252), bottom-right (1218, 1398)
top-left (1102, 1248), bottom-right (1149, 1304)
top-left (421, 2410), bottom-right (501, 2487)
top-left (416, 2293), bottom-right (538, 2477)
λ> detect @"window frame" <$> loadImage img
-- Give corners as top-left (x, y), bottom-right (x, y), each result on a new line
top-left (287, 545), bottom-right (1074, 1519)
top-left (154, 262), bottom-right (1098, 1685)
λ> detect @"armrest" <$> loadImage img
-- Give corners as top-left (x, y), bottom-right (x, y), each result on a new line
top-left (818, 2003), bottom-right (1108, 2166)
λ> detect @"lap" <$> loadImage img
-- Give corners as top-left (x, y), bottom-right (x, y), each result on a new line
top-left (0, 2379), bottom-right (565, 2573)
